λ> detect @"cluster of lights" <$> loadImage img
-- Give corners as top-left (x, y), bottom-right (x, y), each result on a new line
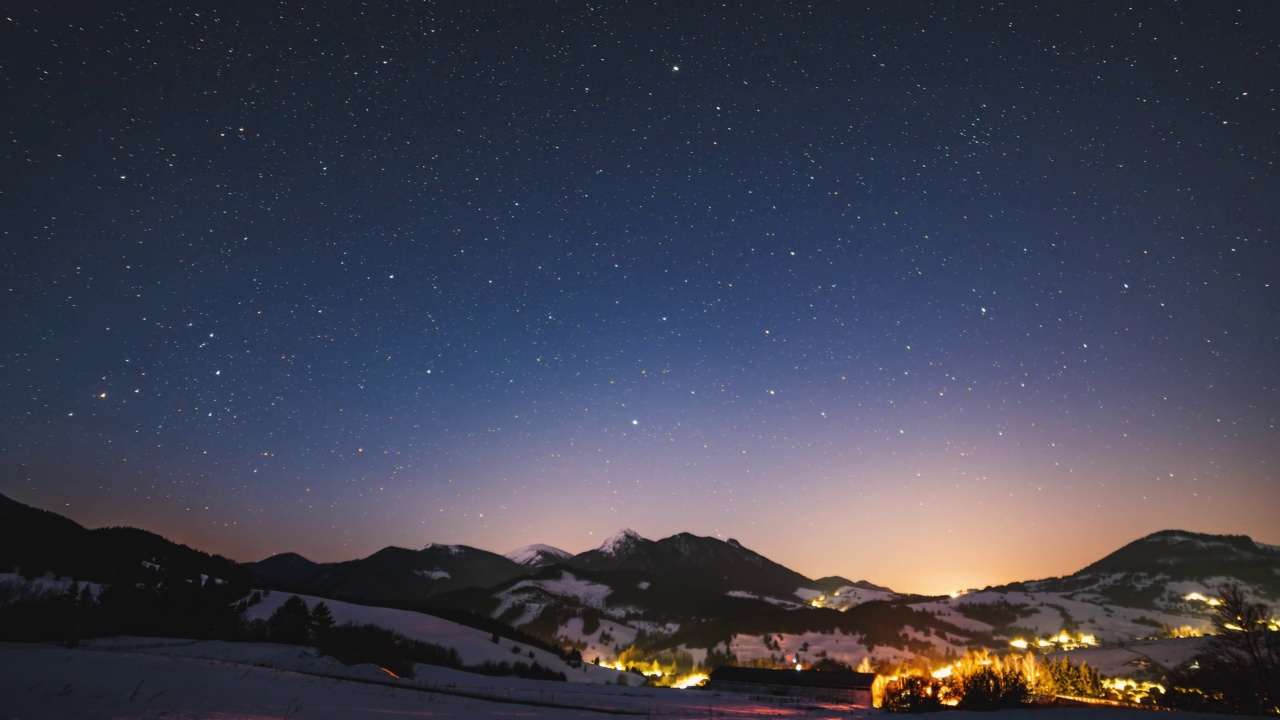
top-left (1183, 592), bottom-right (1279, 631)
top-left (1009, 631), bottom-right (1096, 651)
top-left (806, 590), bottom-right (844, 609)
top-left (598, 660), bottom-right (708, 689)
top-left (873, 650), bottom-right (1170, 709)
top-left (1104, 678), bottom-right (1165, 703)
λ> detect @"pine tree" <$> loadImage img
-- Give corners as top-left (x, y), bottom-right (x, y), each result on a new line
top-left (267, 595), bottom-right (311, 645)
top-left (309, 601), bottom-right (335, 640)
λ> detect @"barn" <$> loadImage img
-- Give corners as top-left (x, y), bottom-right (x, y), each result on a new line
top-left (707, 666), bottom-right (875, 706)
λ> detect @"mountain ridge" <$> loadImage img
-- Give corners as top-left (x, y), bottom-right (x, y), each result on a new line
top-left (6, 491), bottom-right (1278, 677)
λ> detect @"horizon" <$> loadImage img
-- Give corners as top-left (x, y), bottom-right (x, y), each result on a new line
top-left (9, 489), bottom-right (1277, 597)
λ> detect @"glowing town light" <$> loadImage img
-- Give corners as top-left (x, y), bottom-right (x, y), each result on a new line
top-left (671, 673), bottom-right (709, 689)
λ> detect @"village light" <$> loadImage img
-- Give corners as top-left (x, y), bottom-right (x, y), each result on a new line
top-left (670, 673), bottom-right (709, 689)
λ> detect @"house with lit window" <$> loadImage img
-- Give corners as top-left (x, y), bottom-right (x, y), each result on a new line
top-left (707, 666), bottom-right (875, 706)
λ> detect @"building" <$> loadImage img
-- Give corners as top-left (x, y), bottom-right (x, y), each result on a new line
top-left (707, 666), bottom-right (875, 706)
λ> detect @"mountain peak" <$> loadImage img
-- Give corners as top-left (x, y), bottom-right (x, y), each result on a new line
top-left (598, 528), bottom-right (644, 556)
top-left (504, 543), bottom-right (572, 567)
top-left (421, 543), bottom-right (466, 555)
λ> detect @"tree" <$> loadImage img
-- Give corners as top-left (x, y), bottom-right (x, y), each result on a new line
top-left (267, 595), bottom-right (311, 645)
top-left (1204, 583), bottom-right (1278, 713)
top-left (955, 663), bottom-right (1029, 711)
top-left (882, 675), bottom-right (945, 713)
top-left (1039, 656), bottom-right (1104, 698)
top-left (1163, 582), bottom-right (1279, 715)
top-left (309, 601), bottom-right (335, 640)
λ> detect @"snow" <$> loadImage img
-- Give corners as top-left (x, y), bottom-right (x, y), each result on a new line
top-left (504, 543), bottom-right (571, 566)
top-left (730, 629), bottom-right (914, 667)
top-left (0, 572), bottom-right (102, 598)
top-left (0, 639), bottom-right (872, 719)
top-left (902, 625), bottom-right (963, 654)
top-left (0, 639), bottom-right (1247, 719)
top-left (795, 585), bottom-right (897, 609)
top-left (422, 543), bottom-right (466, 554)
top-left (597, 528), bottom-right (643, 555)
top-left (727, 589), bottom-right (807, 609)
top-left (912, 590), bottom-right (1209, 643)
top-left (556, 617), bottom-right (639, 660)
top-left (414, 568), bottom-right (451, 580)
top-left (1044, 637), bottom-right (1210, 678)
top-left (493, 570), bottom-right (615, 617)
top-left (246, 591), bottom-right (614, 680)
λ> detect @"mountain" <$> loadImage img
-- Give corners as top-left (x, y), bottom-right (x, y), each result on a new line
top-left (299, 543), bottom-right (529, 604)
top-left (598, 528), bottom-right (645, 556)
top-left (470, 531), bottom-right (825, 624)
top-left (431, 527), bottom-right (1280, 675)
top-left (504, 544), bottom-right (572, 568)
top-left (0, 492), bottom-right (250, 588)
top-left (0, 493), bottom-right (91, 577)
top-left (565, 528), bottom-right (655, 572)
top-left (6, 492), bottom-right (1279, 680)
top-left (1022, 529), bottom-right (1280, 609)
top-left (246, 552), bottom-right (325, 587)
top-left (811, 576), bottom-right (895, 594)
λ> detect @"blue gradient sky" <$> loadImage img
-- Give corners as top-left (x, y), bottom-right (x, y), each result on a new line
top-left (4, 2), bottom-right (1277, 594)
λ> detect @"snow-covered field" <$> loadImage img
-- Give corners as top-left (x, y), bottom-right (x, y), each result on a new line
top-left (911, 590), bottom-right (1211, 644)
top-left (245, 590), bottom-right (624, 682)
top-left (0, 640), bottom-right (1249, 719)
top-left (0, 638), bottom-right (856, 718)
top-left (1044, 637), bottom-right (1210, 678)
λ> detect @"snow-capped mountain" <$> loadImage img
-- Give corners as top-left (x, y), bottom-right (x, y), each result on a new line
top-left (598, 528), bottom-right (645, 556)
top-left (504, 544), bottom-right (573, 568)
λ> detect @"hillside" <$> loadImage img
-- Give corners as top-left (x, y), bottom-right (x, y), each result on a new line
top-left (4, 492), bottom-right (1277, 679)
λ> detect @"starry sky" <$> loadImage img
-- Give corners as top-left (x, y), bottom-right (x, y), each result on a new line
top-left (4, 1), bottom-right (1278, 595)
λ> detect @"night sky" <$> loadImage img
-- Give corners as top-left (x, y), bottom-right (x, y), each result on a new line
top-left (4, 1), bottom-right (1278, 595)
